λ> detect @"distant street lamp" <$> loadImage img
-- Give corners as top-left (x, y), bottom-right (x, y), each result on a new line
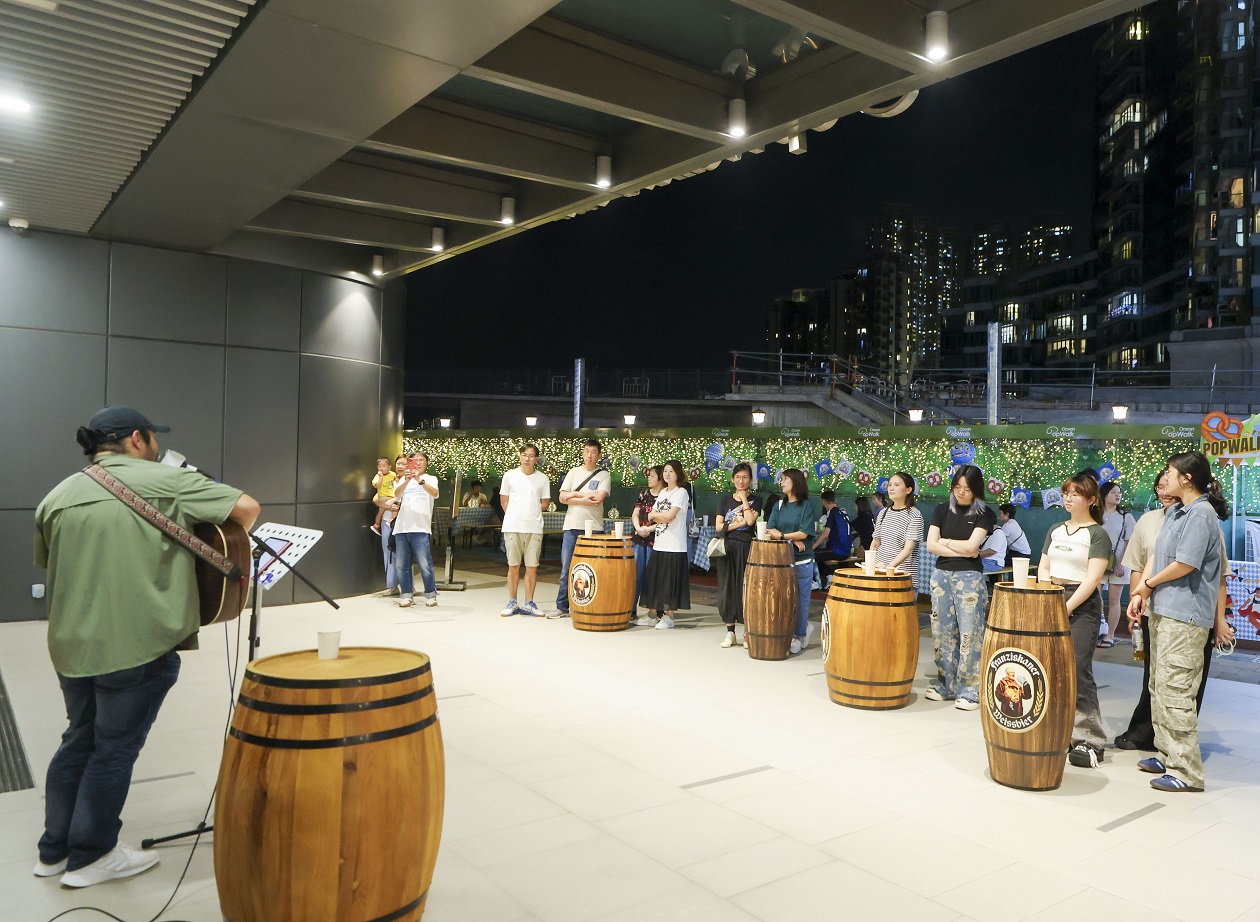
top-left (1111, 405), bottom-right (1129, 422)
top-left (908, 408), bottom-right (924, 423)
top-left (438, 417), bottom-right (452, 429)
top-left (751, 408), bottom-right (767, 426)
top-left (525, 415), bottom-right (538, 428)
top-left (623, 414), bottom-right (637, 426)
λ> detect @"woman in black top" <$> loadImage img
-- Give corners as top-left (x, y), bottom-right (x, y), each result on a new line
top-left (924, 465), bottom-right (995, 709)
top-left (714, 463), bottom-right (762, 648)
top-left (852, 496), bottom-right (875, 553)
top-left (631, 465), bottom-right (664, 615)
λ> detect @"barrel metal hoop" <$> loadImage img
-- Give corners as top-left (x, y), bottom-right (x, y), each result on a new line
top-left (236, 684), bottom-right (433, 715)
top-left (828, 689), bottom-right (910, 701)
top-left (746, 561), bottom-right (794, 568)
top-left (228, 713), bottom-right (438, 749)
top-left (575, 609), bottom-right (635, 617)
top-left (572, 553), bottom-right (634, 559)
top-left (828, 597), bottom-right (917, 607)
top-left (244, 661), bottom-right (431, 689)
top-left (826, 672), bottom-right (915, 687)
top-left (366, 892), bottom-right (428, 922)
top-left (987, 625), bottom-right (1072, 638)
top-left (985, 740), bottom-right (1071, 757)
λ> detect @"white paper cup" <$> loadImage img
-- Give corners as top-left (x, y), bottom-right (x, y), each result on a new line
top-left (317, 630), bottom-right (341, 660)
top-left (701, 515), bottom-right (709, 528)
top-left (863, 557), bottom-right (877, 576)
top-left (614, 521), bottom-right (625, 538)
top-left (584, 521), bottom-right (594, 537)
top-left (1012, 557), bottom-right (1030, 588)
top-left (756, 522), bottom-right (768, 540)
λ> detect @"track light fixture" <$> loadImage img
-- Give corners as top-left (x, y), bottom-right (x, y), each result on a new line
top-left (595, 155), bottom-right (612, 189)
top-left (925, 10), bottom-right (949, 62)
top-left (788, 133), bottom-right (806, 154)
top-left (500, 195), bottom-right (515, 225)
top-left (727, 98), bottom-right (747, 138)
top-left (431, 227), bottom-right (444, 252)
top-left (370, 254), bottom-right (384, 277)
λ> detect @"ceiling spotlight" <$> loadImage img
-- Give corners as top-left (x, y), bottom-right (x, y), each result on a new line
top-left (431, 226), bottom-right (445, 252)
top-left (10, 0), bottom-right (59, 9)
top-left (595, 155), bottom-right (612, 189)
top-left (925, 10), bottom-right (949, 62)
top-left (788, 133), bottom-right (807, 154)
top-left (0, 94), bottom-right (33, 115)
top-left (500, 195), bottom-right (515, 225)
top-left (751, 408), bottom-right (766, 426)
top-left (623, 414), bottom-right (636, 427)
top-left (370, 254), bottom-right (384, 277)
top-left (727, 98), bottom-right (747, 138)
top-left (525, 415), bottom-right (538, 428)
top-left (438, 417), bottom-right (452, 429)
top-left (0, 156), bottom-right (14, 164)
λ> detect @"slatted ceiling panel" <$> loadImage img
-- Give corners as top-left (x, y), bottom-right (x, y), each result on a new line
top-left (0, 0), bottom-right (255, 233)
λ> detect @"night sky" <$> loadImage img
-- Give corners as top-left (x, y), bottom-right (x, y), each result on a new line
top-left (406, 25), bottom-right (1100, 382)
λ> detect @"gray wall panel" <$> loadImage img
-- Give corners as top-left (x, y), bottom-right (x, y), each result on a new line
top-left (0, 328), bottom-right (107, 507)
top-left (381, 280), bottom-right (405, 369)
top-left (0, 233), bottom-right (109, 334)
top-left (300, 273), bottom-right (381, 363)
top-left (110, 244), bottom-right (227, 344)
top-left (226, 260), bottom-right (301, 351)
top-left (293, 502), bottom-right (378, 603)
top-left (379, 365), bottom-right (403, 462)
top-left (106, 338), bottom-right (226, 477)
top-left (0, 510), bottom-right (46, 623)
top-left (223, 348), bottom-right (299, 505)
top-left (297, 355), bottom-right (379, 504)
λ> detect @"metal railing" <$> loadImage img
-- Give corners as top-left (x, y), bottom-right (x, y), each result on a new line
top-left (408, 367), bottom-right (730, 400)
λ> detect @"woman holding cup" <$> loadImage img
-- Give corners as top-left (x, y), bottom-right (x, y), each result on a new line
top-left (869, 472), bottom-right (924, 584)
top-left (631, 465), bottom-right (664, 616)
top-left (924, 465), bottom-right (996, 710)
top-left (766, 468), bottom-right (819, 655)
top-left (714, 463), bottom-right (762, 648)
top-left (638, 461), bottom-right (691, 630)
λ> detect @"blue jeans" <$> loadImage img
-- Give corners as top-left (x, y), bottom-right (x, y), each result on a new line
top-left (394, 531), bottom-right (436, 599)
top-left (634, 542), bottom-right (653, 609)
top-left (381, 518), bottom-right (397, 589)
top-left (555, 528), bottom-right (601, 611)
top-left (39, 650), bottom-right (181, 870)
top-left (929, 569), bottom-right (988, 703)
top-left (793, 561), bottom-right (813, 639)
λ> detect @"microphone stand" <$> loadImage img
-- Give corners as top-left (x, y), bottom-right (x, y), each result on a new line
top-left (141, 531), bottom-right (338, 849)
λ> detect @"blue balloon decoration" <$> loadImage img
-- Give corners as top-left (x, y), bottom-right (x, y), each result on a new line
top-left (949, 442), bottom-right (976, 466)
top-left (705, 442), bottom-right (724, 466)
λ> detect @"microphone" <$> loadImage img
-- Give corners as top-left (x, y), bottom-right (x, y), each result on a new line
top-left (160, 449), bottom-right (218, 480)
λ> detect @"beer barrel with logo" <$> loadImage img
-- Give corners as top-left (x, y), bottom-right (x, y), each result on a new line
top-left (215, 648), bottom-right (444, 922)
top-left (823, 567), bottom-right (919, 709)
top-left (569, 534), bottom-right (636, 631)
top-left (980, 583), bottom-right (1076, 791)
top-left (742, 539), bottom-right (797, 660)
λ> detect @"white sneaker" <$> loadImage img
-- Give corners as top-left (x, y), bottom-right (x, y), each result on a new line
top-left (720, 630), bottom-right (736, 648)
top-left (60, 844), bottom-right (159, 888)
top-left (34, 857), bottom-right (66, 877)
top-left (924, 687), bottom-right (945, 701)
top-left (500, 599), bottom-right (519, 617)
top-left (633, 615), bottom-right (657, 626)
top-left (803, 623), bottom-right (816, 649)
top-left (954, 698), bottom-right (980, 711)
top-left (397, 597), bottom-right (413, 608)
top-left (789, 638), bottom-right (803, 655)
top-left (655, 615), bottom-right (675, 630)
top-left (424, 597), bottom-right (438, 607)
top-left (546, 609), bottom-right (571, 620)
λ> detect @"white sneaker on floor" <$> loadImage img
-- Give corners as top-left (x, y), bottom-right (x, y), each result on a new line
top-left (789, 638), bottom-right (803, 655)
top-left (633, 615), bottom-right (657, 626)
top-left (374, 587), bottom-right (399, 598)
top-left (34, 857), bottom-right (66, 877)
top-left (720, 630), bottom-right (736, 648)
top-left (924, 687), bottom-right (945, 701)
top-left (60, 844), bottom-right (159, 888)
top-left (655, 615), bottom-right (675, 630)
top-left (500, 599), bottom-right (519, 617)
top-left (803, 622), bottom-right (816, 649)
top-left (955, 698), bottom-right (980, 711)
top-left (424, 597), bottom-right (438, 607)
top-left (546, 609), bottom-right (571, 620)
top-left (397, 597), bottom-right (413, 608)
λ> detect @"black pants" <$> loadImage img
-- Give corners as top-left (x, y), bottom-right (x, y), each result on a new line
top-left (1119, 614), bottom-right (1212, 749)
top-left (815, 551), bottom-right (848, 580)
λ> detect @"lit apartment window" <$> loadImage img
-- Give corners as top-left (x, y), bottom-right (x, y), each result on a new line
top-left (1001, 323), bottom-right (1015, 345)
top-left (1127, 18), bottom-right (1145, 40)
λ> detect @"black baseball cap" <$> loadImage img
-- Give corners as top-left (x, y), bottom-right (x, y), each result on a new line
top-left (87, 405), bottom-right (171, 440)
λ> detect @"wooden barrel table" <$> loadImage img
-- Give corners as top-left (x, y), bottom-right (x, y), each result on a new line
top-left (742, 539), bottom-right (797, 660)
top-left (569, 534), bottom-right (635, 631)
top-left (823, 567), bottom-right (919, 709)
top-left (215, 647), bottom-right (444, 922)
top-left (980, 583), bottom-right (1076, 791)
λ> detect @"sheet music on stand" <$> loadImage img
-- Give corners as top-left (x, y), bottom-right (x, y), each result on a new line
top-left (252, 523), bottom-right (323, 590)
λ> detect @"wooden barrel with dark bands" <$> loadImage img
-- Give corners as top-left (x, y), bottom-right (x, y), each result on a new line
top-left (980, 583), bottom-right (1076, 792)
top-left (823, 567), bottom-right (919, 709)
top-left (569, 534), bottom-right (636, 632)
top-left (215, 647), bottom-right (444, 922)
top-left (741, 539), bottom-right (798, 660)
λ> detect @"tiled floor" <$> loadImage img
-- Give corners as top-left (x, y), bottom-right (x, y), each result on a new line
top-left (4, 567), bottom-right (1260, 922)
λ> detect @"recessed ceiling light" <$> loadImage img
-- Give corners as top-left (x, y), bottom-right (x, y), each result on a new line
top-left (9, 0), bottom-right (59, 11)
top-left (0, 157), bottom-right (14, 164)
top-left (0, 94), bottom-right (33, 115)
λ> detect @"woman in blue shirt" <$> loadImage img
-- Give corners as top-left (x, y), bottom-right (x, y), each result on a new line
top-left (1127, 451), bottom-right (1234, 792)
top-left (766, 468), bottom-right (819, 655)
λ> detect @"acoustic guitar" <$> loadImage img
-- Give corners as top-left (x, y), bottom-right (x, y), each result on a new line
top-left (195, 520), bottom-right (252, 626)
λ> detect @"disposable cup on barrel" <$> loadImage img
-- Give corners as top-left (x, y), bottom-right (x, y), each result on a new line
top-left (756, 522), bottom-right (768, 540)
top-left (1012, 557), bottom-right (1030, 588)
top-left (317, 631), bottom-right (340, 660)
top-left (863, 557), bottom-right (877, 576)
top-left (584, 521), bottom-right (594, 537)
top-left (614, 521), bottom-right (624, 538)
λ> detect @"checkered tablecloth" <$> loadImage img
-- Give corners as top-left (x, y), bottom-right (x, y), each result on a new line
top-left (690, 525), bottom-right (718, 570)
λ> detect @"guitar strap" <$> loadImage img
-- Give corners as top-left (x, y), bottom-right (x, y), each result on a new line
top-left (82, 464), bottom-right (241, 578)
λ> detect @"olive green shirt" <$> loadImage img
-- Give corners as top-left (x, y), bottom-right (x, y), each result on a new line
top-left (34, 454), bottom-right (243, 677)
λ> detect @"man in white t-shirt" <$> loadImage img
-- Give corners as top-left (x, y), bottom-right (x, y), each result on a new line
top-left (999, 503), bottom-right (1032, 566)
top-left (388, 452), bottom-right (439, 608)
top-left (979, 526), bottom-right (1007, 574)
top-left (549, 439), bottom-right (611, 618)
top-left (498, 444), bottom-right (551, 618)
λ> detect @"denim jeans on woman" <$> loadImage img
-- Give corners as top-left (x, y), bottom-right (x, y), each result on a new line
top-left (793, 560), bottom-right (813, 639)
top-left (634, 542), bottom-right (652, 609)
top-left (394, 530), bottom-right (436, 600)
top-left (929, 569), bottom-right (988, 704)
top-left (39, 649), bottom-right (181, 870)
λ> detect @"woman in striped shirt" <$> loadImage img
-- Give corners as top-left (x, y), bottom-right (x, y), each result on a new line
top-left (869, 472), bottom-right (924, 583)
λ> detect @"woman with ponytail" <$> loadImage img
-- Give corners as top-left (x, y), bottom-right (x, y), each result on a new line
top-left (1126, 451), bottom-right (1234, 792)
